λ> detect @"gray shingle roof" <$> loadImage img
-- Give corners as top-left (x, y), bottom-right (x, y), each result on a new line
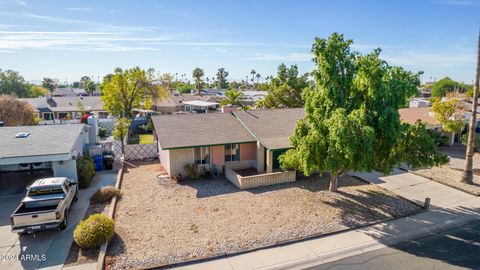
top-left (19, 96), bottom-right (105, 112)
top-left (233, 108), bottom-right (305, 150)
top-left (0, 124), bottom-right (86, 159)
top-left (152, 113), bottom-right (256, 149)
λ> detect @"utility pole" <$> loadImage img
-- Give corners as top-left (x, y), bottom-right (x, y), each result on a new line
top-left (462, 30), bottom-right (480, 184)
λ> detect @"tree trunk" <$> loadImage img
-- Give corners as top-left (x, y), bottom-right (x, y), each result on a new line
top-left (329, 172), bottom-right (339, 192)
top-left (462, 31), bottom-right (480, 184)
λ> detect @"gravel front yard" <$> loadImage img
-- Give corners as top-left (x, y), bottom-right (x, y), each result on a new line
top-left (409, 144), bottom-right (480, 196)
top-left (107, 161), bottom-right (420, 270)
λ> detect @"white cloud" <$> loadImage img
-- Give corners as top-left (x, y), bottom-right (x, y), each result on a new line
top-left (65, 7), bottom-right (96, 12)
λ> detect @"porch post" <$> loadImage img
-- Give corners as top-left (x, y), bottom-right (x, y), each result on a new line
top-left (256, 142), bottom-right (265, 172)
top-left (266, 149), bottom-right (273, 173)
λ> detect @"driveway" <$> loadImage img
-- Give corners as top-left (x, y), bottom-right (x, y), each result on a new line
top-left (0, 170), bottom-right (117, 270)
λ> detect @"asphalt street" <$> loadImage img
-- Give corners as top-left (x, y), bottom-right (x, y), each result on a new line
top-left (307, 220), bottom-right (480, 270)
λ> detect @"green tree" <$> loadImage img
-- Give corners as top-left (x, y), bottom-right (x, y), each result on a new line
top-left (255, 73), bottom-right (261, 84)
top-left (431, 77), bottom-right (471, 97)
top-left (112, 117), bottom-right (131, 155)
top-left (101, 67), bottom-right (167, 117)
top-left (0, 69), bottom-right (32, 97)
top-left (72, 81), bottom-right (81, 88)
top-left (280, 33), bottom-right (447, 192)
top-left (42, 78), bottom-right (57, 92)
top-left (250, 69), bottom-right (256, 85)
top-left (29, 85), bottom-right (49, 97)
top-left (216, 68), bottom-right (229, 89)
top-left (84, 80), bottom-right (97, 95)
top-left (192, 67), bottom-right (204, 95)
top-left (160, 73), bottom-right (174, 93)
top-left (80, 76), bottom-right (92, 88)
top-left (220, 89), bottom-right (242, 106)
top-left (261, 64), bottom-right (309, 108)
top-left (431, 94), bottom-right (466, 134)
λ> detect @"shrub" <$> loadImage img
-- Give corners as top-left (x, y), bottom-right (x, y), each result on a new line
top-left (98, 127), bottom-right (107, 138)
top-left (184, 164), bottom-right (199, 180)
top-left (427, 130), bottom-right (449, 146)
top-left (90, 186), bottom-right (122, 204)
top-left (461, 133), bottom-right (480, 151)
top-left (77, 156), bottom-right (95, 189)
top-left (74, 214), bottom-right (115, 249)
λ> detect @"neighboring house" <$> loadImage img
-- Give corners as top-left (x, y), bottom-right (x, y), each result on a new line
top-left (0, 124), bottom-right (92, 181)
top-left (51, 88), bottom-right (86, 97)
top-left (152, 108), bottom-right (304, 188)
top-left (409, 98), bottom-right (431, 108)
top-left (19, 95), bottom-right (109, 122)
top-left (399, 107), bottom-right (442, 130)
top-left (152, 93), bottom-right (219, 114)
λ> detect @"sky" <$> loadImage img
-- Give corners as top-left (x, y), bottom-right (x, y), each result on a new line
top-left (0, 0), bottom-right (479, 84)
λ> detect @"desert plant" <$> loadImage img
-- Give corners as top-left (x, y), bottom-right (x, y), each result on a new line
top-left (462, 133), bottom-right (480, 151)
top-left (427, 130), bottom-right (449, 146)
top-left (77, 156), bottom-right (95, 188)
top-left (74, 214), bottom-right (115, 249)
top-left (90, 186), bottom-right (122, 204)
top-left (98, 127), bottom-right (107, 138)
top-left (184, 163), bottom-right (199, 180)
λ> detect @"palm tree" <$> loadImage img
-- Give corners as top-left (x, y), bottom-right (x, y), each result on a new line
top-left (255, 73), bottom-right (261, 85)
top-left (192, 67), bottom-right (204, 95)
top-left (250, 69), bottom-right (256, 86)
top-left (462, 31), bottom-right (480, 184)
top-left (221, 89), bottom-right (242, 106)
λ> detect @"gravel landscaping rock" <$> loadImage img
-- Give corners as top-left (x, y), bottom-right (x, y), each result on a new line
top-left (106, 162), bottom-right (420, 270)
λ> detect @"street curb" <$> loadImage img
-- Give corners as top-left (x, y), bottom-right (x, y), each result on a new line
top-left (97, 157), bottom-right (125, 270)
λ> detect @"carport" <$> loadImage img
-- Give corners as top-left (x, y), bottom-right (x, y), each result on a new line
top-left (0, 125), bottom-right (91, 184)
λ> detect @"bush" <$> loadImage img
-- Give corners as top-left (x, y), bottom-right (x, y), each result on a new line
top-left (183, 164), bottom-right (199, 180)
top-left (74, 214), bottom-right (115, 249)
top-left (77, 156), bottom-right (95, 189)
top-left (427, 130), bottom-right (449, 146)
top-left (98, 127), bottom-right (106, 138)
top-left (461, 133), bottom-right (480, 151)
top-left (90, 186), bottom-right (122, 204)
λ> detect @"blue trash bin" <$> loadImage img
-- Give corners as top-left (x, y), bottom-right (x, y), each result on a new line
top-left (93, 155), bottom-right (103, 171)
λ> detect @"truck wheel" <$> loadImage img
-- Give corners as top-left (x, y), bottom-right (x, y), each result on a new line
top-left (59, 214), bottom-right (67, 230)
top-left (74, 192), bottom-right (78, 202)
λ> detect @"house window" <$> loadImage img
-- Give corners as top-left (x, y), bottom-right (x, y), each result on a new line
top-left (185, 105), bottom-right (191, 112)
top-left (58, 112), bottom-right (69, 119)
top-left (42, 112), bottom-right (53, 120)
top-left (225, 144), bottom-right (240, 162)
top-left (98, 112), bottom-right (109, 119)
top-left (194, 146), bottom-right (210, 165)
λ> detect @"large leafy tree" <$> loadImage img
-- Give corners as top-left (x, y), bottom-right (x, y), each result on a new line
top-left (192, 67), bottom-right (204, 95)
top-left (431, 77), bottom-right (472, 97)
top-left (101, 67), bottom-right (167, 118)
top-left (0, 95), bottom-right (37, 125)
top-left (261, 64), bottom-right (309, 108)
top-left (215, 68), bottom-right (229, 89)
top-left (280, 33), bottom-right (448, 192)
top-left (0, 69), bottom-right (32, 97)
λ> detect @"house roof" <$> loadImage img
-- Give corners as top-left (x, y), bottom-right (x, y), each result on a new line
top-left (152, 113), bottom-right (256, 149)
top-left (233, 108), bottom-right (305, 150)
top-left (182, 100), bottom-right (219, 107)
top-left (19, 96), bottom-right (105, 112)
top-left (154, 93), bottom-right (217, 108)
top-left (0, 124), bottom-right (86, 159)
top-left (399, 107), bottom-right (439, 126)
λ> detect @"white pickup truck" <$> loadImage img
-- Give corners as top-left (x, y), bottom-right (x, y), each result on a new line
top-left (10, 177), bottom-right (78, 234)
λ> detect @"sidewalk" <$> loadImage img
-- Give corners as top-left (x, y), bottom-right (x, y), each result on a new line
top-left (166, 170), bottom-right (480, 270)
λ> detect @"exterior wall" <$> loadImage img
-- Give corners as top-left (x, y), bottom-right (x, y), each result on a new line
top-left (168, 148), bottom-right (195, 176)
top-left (158, 143), bottom-right (171, 175)
top-left (211, 145), bottom-right (225, 173)
top-left (240, 143), bottom-right (257, 161)
top-left (256, 142), bottom-right (265, 172)
top-left (53, 160), bottom-right (78, 181)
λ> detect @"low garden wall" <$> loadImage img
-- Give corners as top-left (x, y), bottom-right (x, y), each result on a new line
top-left (124, 144), bottom-right (158, 161)
top-left (224, 161), bottom-right (296, 189)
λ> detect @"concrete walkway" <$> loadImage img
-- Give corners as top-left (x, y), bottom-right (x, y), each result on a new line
top-left (167, 170), bottom-right (480, 270)
top-left (0, 170), bottom-right (118, 270)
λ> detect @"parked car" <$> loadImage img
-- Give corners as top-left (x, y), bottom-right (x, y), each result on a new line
top-left (10, 177), bottom-right (78, 235)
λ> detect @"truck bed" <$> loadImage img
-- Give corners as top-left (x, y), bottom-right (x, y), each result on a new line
top-left (15, 203), bottom-right (58, 214)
